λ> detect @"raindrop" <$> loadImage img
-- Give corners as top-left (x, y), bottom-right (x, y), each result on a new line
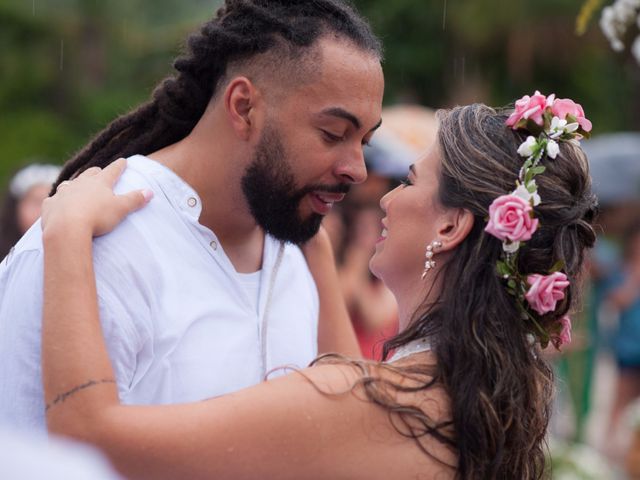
top-left (442, 0), bottom-right (447, 31)
top-left (60, 40), bottom-right (64, 71)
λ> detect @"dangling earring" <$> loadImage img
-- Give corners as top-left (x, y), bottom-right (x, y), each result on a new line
top-left (421, 240), bottom-right (442, 279)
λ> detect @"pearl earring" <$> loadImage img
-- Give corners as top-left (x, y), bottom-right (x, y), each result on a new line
top-left (421, 240), bottom-right (442, 279)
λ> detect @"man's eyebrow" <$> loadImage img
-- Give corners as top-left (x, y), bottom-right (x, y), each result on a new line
top-left (320, 107), bottom-right (382, 132)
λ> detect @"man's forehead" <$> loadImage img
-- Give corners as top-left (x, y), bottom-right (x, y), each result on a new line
top-left (316, 39), bottom-right (382, 81)
top-left (297, 46), bottom-right (383, 125)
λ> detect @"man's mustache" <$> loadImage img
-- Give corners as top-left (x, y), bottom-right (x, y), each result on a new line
top-left (300, 183), bottom-right (351, 195)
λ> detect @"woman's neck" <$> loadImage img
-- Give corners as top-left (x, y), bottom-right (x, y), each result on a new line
top-left (393, 271), bottom-right (442, 333)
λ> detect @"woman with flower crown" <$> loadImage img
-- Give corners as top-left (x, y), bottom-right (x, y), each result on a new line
top-left (40, 92), bottom-right (597, 479)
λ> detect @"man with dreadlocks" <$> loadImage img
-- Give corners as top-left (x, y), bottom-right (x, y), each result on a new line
top-left (0, 0), bottom-right (384, 430)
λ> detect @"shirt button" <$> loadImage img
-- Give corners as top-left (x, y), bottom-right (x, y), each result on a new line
top-left (187, 197), bottom-right (197, 207)
top-left (210, 240), bottom-right (218, 250)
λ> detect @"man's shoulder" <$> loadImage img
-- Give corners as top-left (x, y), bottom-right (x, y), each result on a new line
top-left (9, 222), bottom-right (44, 257)
top-left (0, 224), bottom-right (44, 295)
top-left (114, 155), bottom-right (161, 194)
top-left (95, 156), bottom-right (178, 248)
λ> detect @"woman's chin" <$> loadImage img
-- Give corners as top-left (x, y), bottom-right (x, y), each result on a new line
top-left (368, 255), bottom-right (384, 282)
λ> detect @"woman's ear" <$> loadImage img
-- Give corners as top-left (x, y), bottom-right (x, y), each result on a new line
top-left (224, 77), bottom-right (261, 141)
top-left (436, 208), bottom-right (474, 252)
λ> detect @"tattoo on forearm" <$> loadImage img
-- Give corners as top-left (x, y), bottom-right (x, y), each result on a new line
top-left (45, 379), bottom-right (116, 411)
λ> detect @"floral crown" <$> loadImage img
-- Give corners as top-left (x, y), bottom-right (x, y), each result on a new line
top-left (484, 91), bottom-right (592, 350)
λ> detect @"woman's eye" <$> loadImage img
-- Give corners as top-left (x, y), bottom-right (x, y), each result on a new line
top-left (400, 177), bottom-right (413, 187)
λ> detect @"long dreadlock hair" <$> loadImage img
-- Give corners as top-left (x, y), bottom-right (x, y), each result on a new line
top-left (53, 0), bottom-right (382, 190)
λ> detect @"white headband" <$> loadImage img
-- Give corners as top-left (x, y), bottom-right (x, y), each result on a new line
top-left (9, 164), bottom-right (62, 198)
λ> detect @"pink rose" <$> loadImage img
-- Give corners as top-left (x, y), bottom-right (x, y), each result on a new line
top-left (525, 272), bottom-right (570, 315)
top-left (506, 91), bottom-right (548, 128)
top-left (557, 315), bottom-right (572, 347)
top-left (485, 194), bottom-right (539, 243)
top-left (550, 98), bottom-right (592, 132)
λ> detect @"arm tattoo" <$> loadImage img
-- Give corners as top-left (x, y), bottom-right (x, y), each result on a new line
top-left (45, 378), bottom-right (116, 411)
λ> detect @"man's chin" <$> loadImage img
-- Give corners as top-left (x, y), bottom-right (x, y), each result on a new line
top-left (259, 213), bottom-right (323, 245)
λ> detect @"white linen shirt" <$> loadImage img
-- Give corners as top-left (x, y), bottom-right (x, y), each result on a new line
top-left (0, 155), bottom-right (319, 430)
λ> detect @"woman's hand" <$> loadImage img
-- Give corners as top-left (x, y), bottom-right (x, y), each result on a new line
top-left (41, 158), bottom-right (152, 238)
top-left (301, 226), bottom-right (333, 267)
top-left (302, 226), bottom-right (361, 357)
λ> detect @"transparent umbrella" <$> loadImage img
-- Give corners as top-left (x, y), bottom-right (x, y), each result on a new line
top-left (582, 132), bottom-right (640, 205)
top-left (365, 104), bottom-right (438, 179)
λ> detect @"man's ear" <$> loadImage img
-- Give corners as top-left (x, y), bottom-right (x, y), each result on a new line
top-left (436, 208), bottom-right (475, 252)
top-left (224, 76), bottom-right (260, 141)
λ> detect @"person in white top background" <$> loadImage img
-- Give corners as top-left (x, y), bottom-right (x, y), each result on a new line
top-left (0, 163), bottom-right (61, 259)
top-left (0, 0), bottom-right (383, 430)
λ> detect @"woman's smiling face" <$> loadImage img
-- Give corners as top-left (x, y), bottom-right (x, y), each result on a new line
top-left (369, 145), bottom-right (448, 291)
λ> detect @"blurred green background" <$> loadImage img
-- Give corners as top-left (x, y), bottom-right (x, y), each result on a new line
top-left (0, 0), bottom-right (638, 187)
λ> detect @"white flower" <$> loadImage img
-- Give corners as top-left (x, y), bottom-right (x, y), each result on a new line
top-left (517, 136), bottom-right (538, 158)
top-left (566, 122), bottom-right (579, 133)
top-left (546, 139), bottom-right (560, 159)
top-left (545, 93), bottom-right (556, 107)
top-left (512, 182), bottom-right (541, 206)
top-left (502, 240), bottom-right (520, 253)
top-left (616, 0), bottom-right (640, 20)
top-left (600, 1), bottom-right (640, 53)
top-left (549, 116), bottom-right (565, 138)
top-left (549, 116), bottom-right (580, 139)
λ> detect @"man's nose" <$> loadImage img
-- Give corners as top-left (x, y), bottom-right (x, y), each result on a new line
top-left (334, 146), bottom-right (367, 184)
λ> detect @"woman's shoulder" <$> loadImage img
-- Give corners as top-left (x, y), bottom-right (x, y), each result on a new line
top-left (286, 356), bottom-right (457, 478)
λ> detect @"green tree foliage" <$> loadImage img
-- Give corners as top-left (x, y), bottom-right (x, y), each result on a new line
top-left (354, 0), bottom-right (639, 130)
top-left (0, 0), bottom-right (637, 187)
top-left (0, 0), bottom-right (221, 185)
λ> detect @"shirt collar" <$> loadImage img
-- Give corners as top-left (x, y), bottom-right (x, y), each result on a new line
top-left (127, 155), bottom-right (203, 221)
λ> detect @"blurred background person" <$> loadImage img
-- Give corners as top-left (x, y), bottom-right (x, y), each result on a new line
top-left (0, 163), bottom-right (61, 259)
top-left (607, 221), bottom-right (640, 445)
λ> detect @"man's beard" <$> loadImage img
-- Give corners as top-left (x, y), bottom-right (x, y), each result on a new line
top-left (241, 126), bottom-right (349, 245)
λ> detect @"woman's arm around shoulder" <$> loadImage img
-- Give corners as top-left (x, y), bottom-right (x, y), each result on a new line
top-left (65, 361), bottom-right (455, 480)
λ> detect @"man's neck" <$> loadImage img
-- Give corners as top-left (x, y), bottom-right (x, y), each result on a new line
top-left (149, 134), bottom-right (266, 273)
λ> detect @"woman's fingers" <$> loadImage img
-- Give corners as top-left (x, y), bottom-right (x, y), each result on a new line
top-left (41, 158), bottom-right (153, 237)
top-left (56, 158), bottom-right (125, 194)
top-left (78, 166), bottom-right (103, 178)
top-left (101, 158), bottom-right (127, 187)
top-left (56, 181), bottom-right (72, 192)
top-left (117, 189), bottom-right (154, 216)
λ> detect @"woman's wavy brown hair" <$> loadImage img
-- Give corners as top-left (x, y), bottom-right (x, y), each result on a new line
top-left (318, 103), bottom-right (597, 479)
